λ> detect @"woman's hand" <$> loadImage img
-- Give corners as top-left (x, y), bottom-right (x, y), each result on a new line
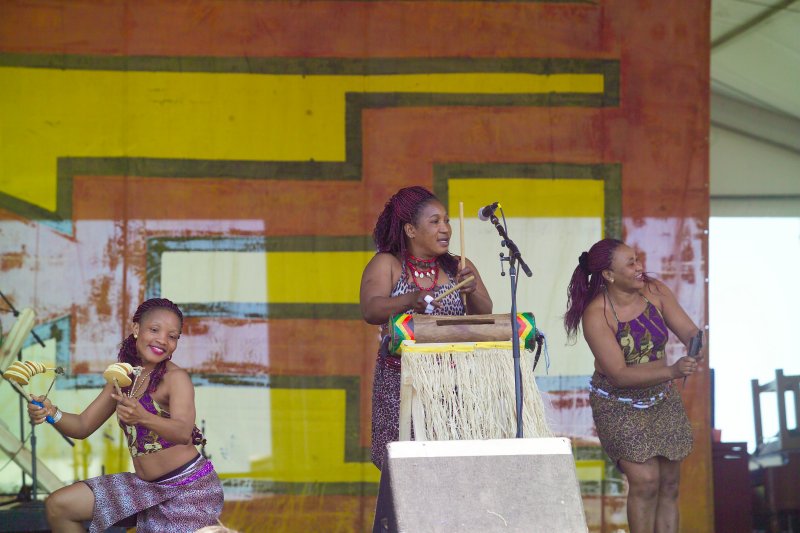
top-left (456, 264), bottom-right (479, 295)
top-left (27, 395), bottom-right (54, 425)
top-left (670, 356), bottom-right (698, 379)
top-left (112, 394), bottom-right (150, 426)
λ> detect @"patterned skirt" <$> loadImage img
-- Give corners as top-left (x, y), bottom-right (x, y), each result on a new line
top-left (82, 456), bottom-right (223, 533)
top-left (589, 372), bottom-right (693, 467)
top-left (371, 350), bottom-right (402, 470)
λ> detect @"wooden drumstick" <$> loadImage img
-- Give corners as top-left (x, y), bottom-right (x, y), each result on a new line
top-left (5, 377), bottom-right (32, 402)
top-left (459, 201), bottom-right (467, 311)
top-left (432, 275), bottom-right (475, 303)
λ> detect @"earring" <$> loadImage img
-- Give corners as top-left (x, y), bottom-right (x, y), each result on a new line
top-left (134, 334), bottom-right (138, 339)
top-left (610, 278), bottom-right (614, 283)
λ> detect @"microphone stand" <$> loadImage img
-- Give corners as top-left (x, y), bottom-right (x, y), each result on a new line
top-left (488, 211), bottom-right (533, 438)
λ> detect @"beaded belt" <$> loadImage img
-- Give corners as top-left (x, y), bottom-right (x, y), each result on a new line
top-left (589, 381), bottom-right (671, 409)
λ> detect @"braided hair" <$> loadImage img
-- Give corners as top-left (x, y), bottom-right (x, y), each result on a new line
top-left (563, 238), bottom-right (624, 340)
top-left (117, 298), bottom-right (184, 394)
top-left (372, 186), bottom-right (459, 276)
top-left (563, 238), bottom-right (656, 341)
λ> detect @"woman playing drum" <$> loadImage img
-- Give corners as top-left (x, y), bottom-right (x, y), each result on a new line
top-left (359, 186), bottom-right (492, 469)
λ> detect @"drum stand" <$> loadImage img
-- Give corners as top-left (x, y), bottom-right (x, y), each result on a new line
top-left (487, 210), bottom-right (533, 438)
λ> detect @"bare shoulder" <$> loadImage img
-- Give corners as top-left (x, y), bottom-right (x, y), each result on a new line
top-left (463, 256), bottom-right (480, 270)
top-left (163, 364), bottom-right (192, 386)
top-left (642, 278), bottom-right (675, 307)
top-left (366, 252), bottom-right (401, 270)
top-left (581, 294), bottom-right (609, 329)
top-left (584, 293), bottom-right (607, 316)
top-left (362, 252), bottom-right (403, 289)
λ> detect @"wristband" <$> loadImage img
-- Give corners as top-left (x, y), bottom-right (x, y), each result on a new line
top-left (51, 408), bottom-right (63, 424)
top-left (423, 294), bottom-right (435, 314)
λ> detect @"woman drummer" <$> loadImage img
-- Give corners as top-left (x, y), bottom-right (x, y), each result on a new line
top-left (359, 186), bottom-right (492, 469)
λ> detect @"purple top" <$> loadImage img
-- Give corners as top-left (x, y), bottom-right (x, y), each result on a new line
top-left (120, 391), bottom-right (205, 457)
top-left (613, 299), bottom-right (669, 366)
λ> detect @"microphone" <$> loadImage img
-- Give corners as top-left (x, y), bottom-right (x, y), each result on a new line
top-left (477, 202), bottom-right (500, 221)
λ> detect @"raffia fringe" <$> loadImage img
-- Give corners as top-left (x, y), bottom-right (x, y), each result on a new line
top-left (402, 347), bottom-right (553, 441)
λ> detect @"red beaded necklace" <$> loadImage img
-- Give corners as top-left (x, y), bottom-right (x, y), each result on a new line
top-left (406, 254), bottom-right (439, 291)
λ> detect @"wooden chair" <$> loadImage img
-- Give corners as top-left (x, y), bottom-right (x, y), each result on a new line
top-left (751, 369), bottom-right (800, 456)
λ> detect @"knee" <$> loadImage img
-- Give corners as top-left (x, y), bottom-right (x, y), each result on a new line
top-left (628, 473), bottom-right (660, 501)
top-left (44, 490), bottom-right (67, 521)
top-left (659, 475), bottom-right (680, 500)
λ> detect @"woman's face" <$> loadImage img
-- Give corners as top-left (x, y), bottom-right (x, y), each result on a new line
top-left (132, 308), bottom-right (182, 366)
top-left (404, 200), bottom-right (451, 259)
top-left (606, 244), bottom-right (644, 289)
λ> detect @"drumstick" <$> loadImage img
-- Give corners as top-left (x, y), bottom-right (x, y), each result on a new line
top-left (459, 202), bottom-right (467, 311)
top-left (432, 275), bottom-right (475, 303)
top-left (5, 377), bottom-right (32, 402)
top-left (3, 374), bottom-right (56, 424)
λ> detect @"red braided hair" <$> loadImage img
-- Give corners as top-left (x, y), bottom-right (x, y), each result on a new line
top-left (117, 298), bottom-right (184, 394)
top-left (372, 186), bottom-right (459, 276)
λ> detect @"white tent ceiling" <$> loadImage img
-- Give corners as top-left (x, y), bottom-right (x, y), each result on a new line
top-left (710, 0), bottom-right (800, 215)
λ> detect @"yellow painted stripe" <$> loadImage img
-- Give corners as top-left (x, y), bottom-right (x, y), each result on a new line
top-left (449, 178), bottom-right (604, 218)
top-left (0, 67), bottom-right (604, 211)
top-left (575, 459), bottom-right (605, 481)
top-left (161, 251), bottom-right (267, 303)
top-left (245, 388), bottom-right (380, 482)
top-left (267, 251), bottom-right (372, 303)
top-left (400, 341), bottom-right (513, 353)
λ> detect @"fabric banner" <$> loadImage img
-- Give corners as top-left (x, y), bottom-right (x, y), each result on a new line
top-left (0, 1), bottom-right (710, 531)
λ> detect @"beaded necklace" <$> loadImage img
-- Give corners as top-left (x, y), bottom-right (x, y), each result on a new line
top-left (406, 254), bottom-right (439, 291)
top-left (128, 369), bottom-right (152, 399)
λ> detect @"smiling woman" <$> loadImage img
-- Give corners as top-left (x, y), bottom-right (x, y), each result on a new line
top-left (359, 186), bottom-right (493, 469)
top-left (564, 238), bottom-right (703, 533)
top-left (27, 298), bottom-right (223, 533)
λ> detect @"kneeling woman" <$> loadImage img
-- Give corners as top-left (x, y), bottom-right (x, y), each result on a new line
top-left (28, 298), bottom-right (223, 533)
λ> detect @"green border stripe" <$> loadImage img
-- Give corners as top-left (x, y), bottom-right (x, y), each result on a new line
top-left (0, 54), bottom-right (616, 77)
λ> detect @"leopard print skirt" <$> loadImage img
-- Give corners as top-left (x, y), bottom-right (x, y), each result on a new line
top-left (589, 371), bottom-right (693, 467)
top-left (370, 271), bottom-right (466, 469)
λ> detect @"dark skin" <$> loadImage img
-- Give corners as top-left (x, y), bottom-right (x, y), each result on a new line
top-left (582, 244), bottom-right (706, 533)
top-left (27, 308), bottom-right (200, 533)
top-left (360, 199), bottom-right (492, 324)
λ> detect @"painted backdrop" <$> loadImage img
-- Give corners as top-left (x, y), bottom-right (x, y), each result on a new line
top-left (0, 1), bottom-right (710, 531)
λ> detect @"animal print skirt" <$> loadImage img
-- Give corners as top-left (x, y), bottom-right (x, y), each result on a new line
top-left (82, 455), bottom-right (223, 533)
top-left (589, 372), bottom-right (693, 468)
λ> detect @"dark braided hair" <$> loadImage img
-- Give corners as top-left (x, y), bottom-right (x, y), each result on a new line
top-left (117, 298), bottom-right (184, 394)
top-left (372, 186), bottom-right (459, 276)
top-left (563, 238), bottom-right (654, 340)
